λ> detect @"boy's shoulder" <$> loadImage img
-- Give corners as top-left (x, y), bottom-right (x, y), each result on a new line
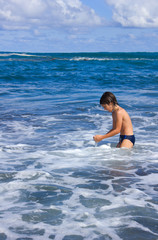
top-left (112, 106), bottom-right (126, 117)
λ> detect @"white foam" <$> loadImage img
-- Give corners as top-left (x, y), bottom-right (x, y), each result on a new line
top-left (0, 143), bottom-right (30, 153)
top-left (0, 53), bottom-right (37, 57)
top-left (139, 173), bottom-right (158, 185)
top-left (15, 170), bottom-right (51, 180)
top-left (69, 57), bottom-right (151, 62)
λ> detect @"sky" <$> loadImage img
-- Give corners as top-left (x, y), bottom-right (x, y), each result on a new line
top-left (0, 0), bottom-right (158, 52)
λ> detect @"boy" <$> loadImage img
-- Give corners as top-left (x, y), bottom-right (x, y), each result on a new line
top-left (93, 92), bottom-right (135, 148)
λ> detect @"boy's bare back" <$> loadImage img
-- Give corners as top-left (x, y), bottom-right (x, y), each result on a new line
top-left (113, 106), bottom-right (133, 136)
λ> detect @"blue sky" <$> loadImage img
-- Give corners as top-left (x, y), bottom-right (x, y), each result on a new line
top-left (0, 0), bottom-right (158, 52)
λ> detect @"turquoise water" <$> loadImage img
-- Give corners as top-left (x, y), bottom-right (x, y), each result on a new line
top-left (0, 52), bottom-right (158, 240)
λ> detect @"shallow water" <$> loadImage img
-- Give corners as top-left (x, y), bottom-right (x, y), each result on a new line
top-left (0, 52), bottom-right (158, 240)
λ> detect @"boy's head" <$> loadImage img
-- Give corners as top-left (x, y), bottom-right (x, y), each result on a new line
top-left (100, 92), bottom-right (118, 106)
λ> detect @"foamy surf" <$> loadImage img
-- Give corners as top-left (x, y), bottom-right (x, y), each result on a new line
top-left (0, 53), bottom-right (38, 57)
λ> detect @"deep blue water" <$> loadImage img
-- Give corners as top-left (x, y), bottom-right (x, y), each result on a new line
top-left (0, 52), bottom-right (158, 240)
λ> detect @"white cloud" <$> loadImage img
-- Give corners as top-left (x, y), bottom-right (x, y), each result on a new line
top-left (0, 0), bottom-right (102, 31)
top-left (106, 0), bottom-right (158, 27)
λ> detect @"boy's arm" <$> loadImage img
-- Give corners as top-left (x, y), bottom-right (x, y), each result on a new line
top-left (93, 111), bottom-right (122, 143)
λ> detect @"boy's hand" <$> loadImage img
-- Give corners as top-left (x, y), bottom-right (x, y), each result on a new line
top-left (93, 135), bottom-right (104, 143)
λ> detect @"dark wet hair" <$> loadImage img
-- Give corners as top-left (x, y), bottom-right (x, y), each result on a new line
top-left (100, 92), bottom-right (118, 106)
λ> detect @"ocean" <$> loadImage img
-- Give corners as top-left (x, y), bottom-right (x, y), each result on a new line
top-left (0, 52), bottom-right (158, 240)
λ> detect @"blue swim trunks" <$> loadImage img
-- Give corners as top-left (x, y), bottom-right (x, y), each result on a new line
top-left (119, 135), bottom-right (135, 146)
